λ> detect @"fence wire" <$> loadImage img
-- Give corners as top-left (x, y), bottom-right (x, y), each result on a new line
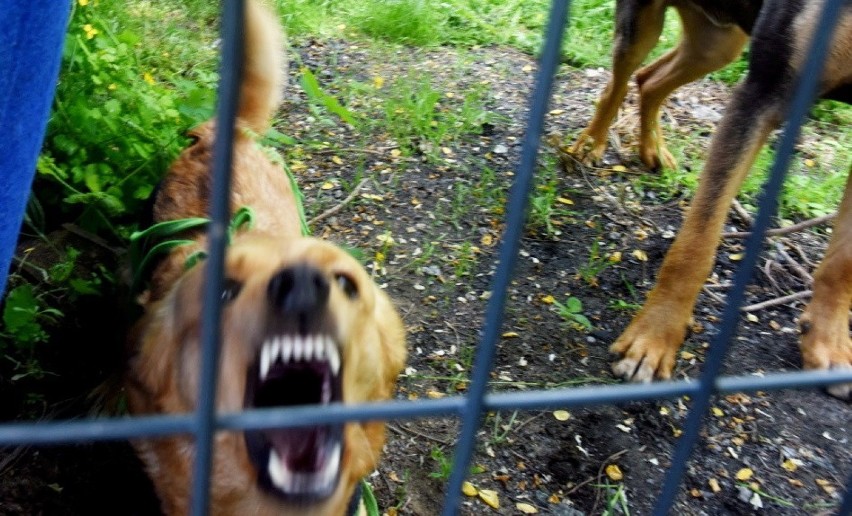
top-left (2, 0), bottom-right (851, 515)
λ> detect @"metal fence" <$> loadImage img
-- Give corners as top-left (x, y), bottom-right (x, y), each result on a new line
top-left (2, 0), bottom-right (852, 515)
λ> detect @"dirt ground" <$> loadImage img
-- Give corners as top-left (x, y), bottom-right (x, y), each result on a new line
top-left (1, 40), bottom-right (850, 515)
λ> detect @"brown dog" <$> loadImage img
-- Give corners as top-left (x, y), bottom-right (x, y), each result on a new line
top-left (571, 0), bottom-right (759, 169)
top-left (605, 0), bottom-right (852, 399)
top-left (125, 1), bottom-right (407, 514)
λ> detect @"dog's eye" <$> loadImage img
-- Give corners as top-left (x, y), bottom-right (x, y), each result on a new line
top-left (221, 278), bottom-right (242, 303)
top-left (335, 273), bottom-right (358, 299)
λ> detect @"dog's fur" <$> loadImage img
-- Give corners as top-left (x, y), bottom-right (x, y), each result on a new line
top-left (603, 0), bottom-right (852, 399)
top-left (126, 1), bottom-right (407, 513)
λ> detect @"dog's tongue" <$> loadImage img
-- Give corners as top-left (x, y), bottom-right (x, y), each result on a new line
top-left (267, 427), bottom-right (328, 472)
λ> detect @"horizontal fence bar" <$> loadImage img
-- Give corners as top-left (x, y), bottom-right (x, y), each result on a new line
top-left (2, 369), bottom-right (848, 447)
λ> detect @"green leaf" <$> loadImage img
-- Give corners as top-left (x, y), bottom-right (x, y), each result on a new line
top-left (299, 67), bottom-right (358, 126)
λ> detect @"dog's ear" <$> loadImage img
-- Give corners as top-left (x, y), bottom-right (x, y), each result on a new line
top-left (372, 287), bottom-right (407, 389)
top-left (126, 304), bottom-right (180, 414)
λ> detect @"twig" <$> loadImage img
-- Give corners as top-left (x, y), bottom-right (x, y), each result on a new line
top-left (740, 290), bottom-right (812, 312)
top-left (731, 199), bottom-right (754, 226)
top-left (702, 286), bottom-right (726, 305)
top-left (307, 178), bottom-right (370, 226)
top-left (722, 212), bottom-right (836, 239)
top-left (775, 242), bottom-right (813, 286)
top-left (387, 423), bottom-right (450, 445)
top-left (762, 259), bottom-right (782, 293)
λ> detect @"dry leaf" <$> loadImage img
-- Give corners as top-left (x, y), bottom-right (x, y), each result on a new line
top-left (426, 390), bottom-right (446, 399)
top-left (321, 181), bottom-right (335, 190)
top-left (553, 410), bottom-right (571, 421)
top-left (522, 64), bottom-right (533, 72)
top-left (712, 407), bottom-right (724, 417)
top-left (549, 109), bottom-right (565, 115)
top-left (681, 351), bottom-right (696, 360)
top-left (541, 294), bottom-right (556, 304)
top-left (502, 331), bottom-right (519, 338)
top-left (612, 165), bottom-right (628, 172)
top-left (605, 464), bottom-right (623, 481)
top-left (481, 234), bottom-right (494, 246)
top-left (478, 489), bottom-right (499, 509)
top-left (516, 502), bottom-right (538, 514)
top-left (708, 478), bottom-right (721, 493)
top-left (735, 468), bottom-right (754, 481)
top-left (815, 479), bottom-right (835, 495)
top-left (781, 459), bottom-right (799, 472)
top-left (729, 253), bottom-right (744, 261)
top-left (462, 481), bottom-right (478, 497)
top-left (746, 313), bottom-right (759, 323)
top-left (556, 196), bottom-right (574, 205)
top-left (632, 249), bottom-right (648, 262)
top-left (331, 155), bottom-right (344, 165)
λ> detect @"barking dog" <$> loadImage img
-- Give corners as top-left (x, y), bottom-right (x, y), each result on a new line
top-left (126, 1), bottom-right (407, 514)
top-left (604, 0), bottom-right (852, 399)
top-left (572, 0), bottom-right (760, 169)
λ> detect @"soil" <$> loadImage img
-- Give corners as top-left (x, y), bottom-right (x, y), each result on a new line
top-left (1, 39), bottom-right (849, 515)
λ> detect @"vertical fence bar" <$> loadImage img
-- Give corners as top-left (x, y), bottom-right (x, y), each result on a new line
top-left (839, 472), bottom-right (852, 516)
top-left (439, 1), bottom-right (571, 514)
top-left (652, 1), bottom-right (846, 513)
top-left (190, 0), bottom-right (245, 514)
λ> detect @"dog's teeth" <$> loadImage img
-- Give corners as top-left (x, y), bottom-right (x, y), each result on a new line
top-left (326, 337), bottom-right (340, 376)
top-left (268, 452), bottom-right (288, 490)
top-left (293, 337), bottom-right (304, 362)
top-left (270, 337), bottom-right (281, 363)
top-left (304, 335), bottom-right (315, 361)
top-left (321, 441), bottom-right (341, 487)
top-left (260, 341), bottom-right (272, 380)
top-left (315, 337), bottom-right (325, 360)
top-left (280, 336), bottom-right (293, 363)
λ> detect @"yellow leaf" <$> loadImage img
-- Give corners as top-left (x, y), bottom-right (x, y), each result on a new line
top-left (361, 193), bottom-right (384, 201)
top-left (788, 478), bottom-right (804, 488)
top-left (681, 351), bottom-right (696, 360)
top-left (373, 76), bottom-right (385, 89)
top-left (478, 489), bottom-right (500, 509)
top-left (804, 158), bottom-right (815, 167)
top-left (142, 71), bottom-right (155, 85)
top-left (78, 0), bottom-right (89, 5)
top-left (632, 249), bottom-right (648, 262)
top-left (547, 493), bottom-right (560, 503)
top-left (709, 478), bottom-right (721, 493)
top-left (690, 488), bottom-right (702, 498)
top-left (746, 313), bottom-right (759, 323)
top-left (321, 181), bottom-right (335, 190)
top-left (541, 294), bottom-right (556, 305)
top-left (375, 251), bottom-right (385, 263)
top-left (390, 148), bottom-right (401, 157)
top-left (735, 468), bottom-right (754, 481)
top-left (608, 251), bottom-right (622, 263)
top-left (712, 407), bottom-right (724, 417)
top-left (605, 464), bottom-right (623, 481)
top-left (516, 502), bottom-right (539, 514)
top-left (522, 64), bottom-right (533, 72)
top-left (612, 165), bottom-right (627, 172)
top-left (549, 109), bottom-right (565, 115)
top-left (426, 390), bottom-right (446, 399)
top-left (462, 481), bottom-right (478, 497)
top-left (502, 332), bottom-right (519, 338)
top-left (556, 196), bottom-right (574, 205)
top-left (553, 410), bottom-right (571, 421)
top-left (481, 234), bottom-right (494, 246)
top-left (815, 479), bottom-right (835, 495)
top-left (331, 155), bottom-right (344, 165)
top-left (729, 253), bottom-right (744, 261)
top-left (781, 459), bottom-right (798, 472)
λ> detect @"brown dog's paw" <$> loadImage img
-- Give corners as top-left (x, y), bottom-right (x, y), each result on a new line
top-left (798, 316), bottom-right (852, 401)
top-left (610, 310), bottom-right (688, 382)
top-left (569, 130), bottom-right (607, 165)
top-left (639, 142), bottom-right (677, 171)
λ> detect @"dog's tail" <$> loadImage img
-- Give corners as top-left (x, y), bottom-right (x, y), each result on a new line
top-left (239, 0), bottom-right (286, 134)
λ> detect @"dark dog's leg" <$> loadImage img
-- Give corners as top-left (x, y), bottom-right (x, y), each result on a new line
top-left (634, 4), bottom-right (748, 169)
top-left (571, 0), bottom-right (667, 163)
top-left (611, 74), bottom-right (783, 382)
top-left (799, 167), bottom-right (852, 400)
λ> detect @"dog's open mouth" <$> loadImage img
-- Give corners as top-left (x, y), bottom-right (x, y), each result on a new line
top-left (244, 333), bottom-right (344, 502)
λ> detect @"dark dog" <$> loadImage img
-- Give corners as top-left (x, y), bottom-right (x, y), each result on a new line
top-left (598, 0), bottom-right (852, 399)
top-left (572, 0), bottom-right (759, 169)
top-left (126, 1), bottom-right (407, 513)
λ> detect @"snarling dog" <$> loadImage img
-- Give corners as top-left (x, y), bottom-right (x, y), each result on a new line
top-left (125, 1), bottom-right (407, 514)
top-left (608, 0), bottom-right (852, 399)
top-left (571, 0), bottom-right (760, 169)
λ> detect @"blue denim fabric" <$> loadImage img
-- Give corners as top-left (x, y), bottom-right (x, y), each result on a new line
top-left (0, 1), bottom-right (70, 296)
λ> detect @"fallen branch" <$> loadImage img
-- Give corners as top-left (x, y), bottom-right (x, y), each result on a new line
top-left (740, 290), bottom-right (812, 312)
top-left (722, 212), bottom-right (836, 239)
top-left (307, 178), bottom-right (370, 226)
top-left (775, 242), bottom-right (813, 286)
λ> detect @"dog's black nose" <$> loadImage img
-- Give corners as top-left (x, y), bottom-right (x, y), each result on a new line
top-left (267, 265), bottom-right (329, 315)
